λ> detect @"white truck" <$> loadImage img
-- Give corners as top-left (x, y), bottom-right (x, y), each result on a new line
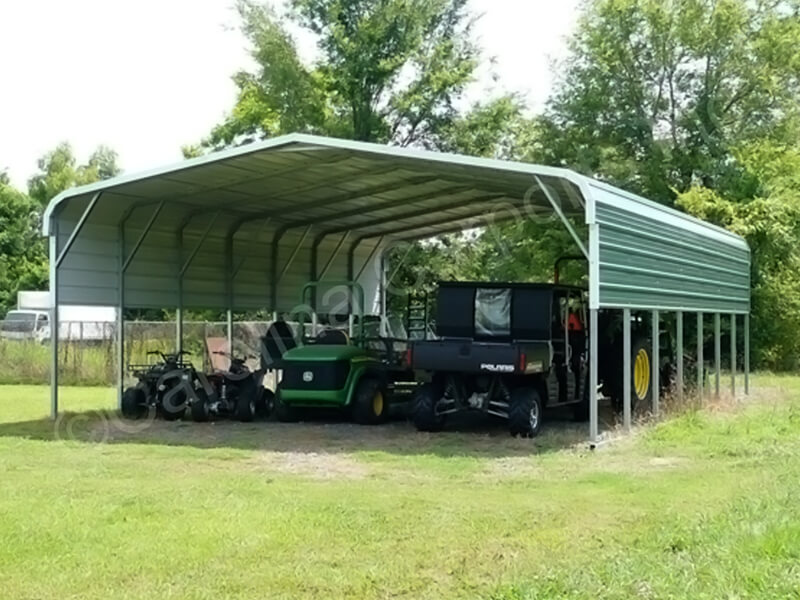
top-left (0, 291), bottom-right (116, 343)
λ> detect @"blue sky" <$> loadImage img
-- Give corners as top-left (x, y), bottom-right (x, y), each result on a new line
top-left (0, 0), bottom-right (579, 186)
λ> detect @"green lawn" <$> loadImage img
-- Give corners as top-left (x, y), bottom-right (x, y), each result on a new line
top-left (1, 377), bottom-right (799, 599)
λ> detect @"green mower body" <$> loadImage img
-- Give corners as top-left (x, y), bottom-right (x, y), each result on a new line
top-left (277, 344), bottom-right (382, 408)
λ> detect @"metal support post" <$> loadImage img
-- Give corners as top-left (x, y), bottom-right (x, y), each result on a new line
top-left (225, 230), bottom-right (234, 354)
top-left (676, 312), bottom-right (683, 403)
top-left (50, 223), bottom-right (59, 419)
top-left (117, 223), bottom-right (125, 409)
top-left (652, 310), bottom-right (659, 418)
top-left (744, 314), bottom-right (750, 395)
top-left (589, 309), bottom-right (599, 444)
top-left (115, 201), bottom-right (164, 409)
top-left (697, 312), bottom-right (703, 400)
top-left (176, 229), bottom-right (183, 354)
top-left (731, 314), bottom-right (736, 397)
top-left (714, 313), bottom-right (721, 397)
top-left (623, 308), bottom-right (632, 432)
top-left (379, 254), bottom-right (388, 337)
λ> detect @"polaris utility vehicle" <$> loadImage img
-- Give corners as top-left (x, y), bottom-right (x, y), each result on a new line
top-left (272, 281), bottom-right (416, 424)
top-left (409, 280), bottom-right (659, 437)
top-left (122, 350), bottom-right (198, 421)
top-left (189, 351), bottom-right (272, 422)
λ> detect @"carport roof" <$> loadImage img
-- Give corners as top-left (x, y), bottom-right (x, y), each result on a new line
top-left (43, 133), bottom-right (750, 314)
top-left (43, 133), bottom-right (600, 242)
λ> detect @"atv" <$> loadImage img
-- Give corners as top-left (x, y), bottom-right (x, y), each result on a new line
top-left (189, 351), bottom-right (273, 422)
top-left (121, 350), bottom-right (197, 420)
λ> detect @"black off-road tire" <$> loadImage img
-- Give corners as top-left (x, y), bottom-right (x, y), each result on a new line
top-left (410, 383), bottom-right (445, 432)
top-left (190, 389), bottom-right (211, 423)
top-left (159, 382), bottom-right (186, 421)
top-left (352, 377), bottom-right (388, 425)
top-left (235, 385), bottom-right (257, 423)
top-left (274, 386), bottom-right (299, 423)
top-left (257, 388), bottom-right (275, 420)
top-left (121, 387), bottom-right (147, 420)
top-left (508, 387), bottom-right (543, 438)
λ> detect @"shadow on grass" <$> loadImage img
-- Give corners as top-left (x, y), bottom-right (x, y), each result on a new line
top-left (0, 404), bottom-right (625, 459)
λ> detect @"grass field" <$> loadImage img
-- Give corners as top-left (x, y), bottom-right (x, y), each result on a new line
top-left (1, 377), bottom-right (799, 599)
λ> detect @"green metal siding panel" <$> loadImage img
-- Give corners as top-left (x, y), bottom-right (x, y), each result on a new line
top-left (593, 191), bottom-right (750, 314)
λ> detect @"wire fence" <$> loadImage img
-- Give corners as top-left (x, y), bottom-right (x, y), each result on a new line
top-left (0, 321), bottom-right (277, 386)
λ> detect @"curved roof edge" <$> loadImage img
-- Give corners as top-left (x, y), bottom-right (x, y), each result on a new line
top-left (41, 133), bottom-right (749, 252)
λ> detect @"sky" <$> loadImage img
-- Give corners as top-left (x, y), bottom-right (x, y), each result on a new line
top-left (0, 0), bottom-right (580, 188)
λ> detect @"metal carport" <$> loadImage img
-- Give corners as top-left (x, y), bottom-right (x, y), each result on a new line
top-left (43, 133), bottom-right (751, 442)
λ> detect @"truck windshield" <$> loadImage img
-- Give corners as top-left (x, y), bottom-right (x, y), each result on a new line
top-left (1, 312), bottom-right (36, 332)
top-left (475, 288), bottom-right (511, 337)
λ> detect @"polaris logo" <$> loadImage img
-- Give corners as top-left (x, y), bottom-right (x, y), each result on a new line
top-left (303, 371), bottom-right (314, 382)
top-left (480, 363), bottom-right (515, 373)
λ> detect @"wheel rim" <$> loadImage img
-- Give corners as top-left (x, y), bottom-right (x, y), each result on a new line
top-left (634, 348), bottom-right (650, 400)
top-left (373, 391), bottom-right (384, 416)
top-left (529, 402), bottom-right (539, 430)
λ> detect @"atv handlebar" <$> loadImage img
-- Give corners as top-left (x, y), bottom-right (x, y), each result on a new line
top-left (147, 350), bottom-right (191, 362)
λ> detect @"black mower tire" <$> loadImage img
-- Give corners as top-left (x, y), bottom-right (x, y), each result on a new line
top-left (257, 388), bottom-right (275, 420)
top-left (410, 383), bottom-right (445, 432)
top-left (352, 377), bottom-right (388, 425)
top-left (508, 387), bottom-right (543, 438)
top-left (121, 387), bottom-right (147, 420)
top-left (274, 386), bottom-right (299, 423)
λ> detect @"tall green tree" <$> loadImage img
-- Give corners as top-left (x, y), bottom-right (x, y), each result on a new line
top-left (205, 0), bottom-right (528, 151)
top-left (537, 0), bottom-right (800, 203)
top-left (0, 143), bottom-right (123, 311)
top-left (678, 139), bottom-right (800, 369)
top-left (28, 142), bottom-right (121, 207)
top-left (0, 178), bottom-right (48, 316)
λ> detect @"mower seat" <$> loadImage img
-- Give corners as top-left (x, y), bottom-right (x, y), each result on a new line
top-left (316, 328), bottom-right (350, 346)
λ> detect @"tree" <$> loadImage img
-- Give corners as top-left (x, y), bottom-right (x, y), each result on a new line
top-left (0, 179), bottom-right (48, 316)
top-left (205, 0), bottom-right (523, 150)
top-left (536, 0), bottom-right (800, 204)
top-left (28, 142), bottom-right (120, 207)
top-left (678, 139), bottom-right (800, 369)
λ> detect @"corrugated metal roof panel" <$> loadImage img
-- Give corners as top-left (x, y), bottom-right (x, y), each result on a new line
top-left (592, 188), bottom-right (750, 313)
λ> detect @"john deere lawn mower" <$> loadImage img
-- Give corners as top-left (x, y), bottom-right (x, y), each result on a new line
top-left (272, 281), bottom-right (415, 424)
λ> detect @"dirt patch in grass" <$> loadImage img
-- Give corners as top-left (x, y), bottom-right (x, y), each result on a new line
top-left (248, 451), bottom-right (370, 479)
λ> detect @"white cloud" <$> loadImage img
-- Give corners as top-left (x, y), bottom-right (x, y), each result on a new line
top-left (0, 0), bottom-right (578, 187)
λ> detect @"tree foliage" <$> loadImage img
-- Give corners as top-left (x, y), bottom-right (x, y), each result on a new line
top-left (0, 180), bottom-right (48, 316)
top-left (0, 144), bottom-right (121, 317)
top-left (204, 0), bottom-right (530, 151)
top-left (537, 0), bottom-right (800, 203)
top-left (398, 0), bottom-right (800, 369)
top-left (28, 142), bottom-right (120, 207)
top-left (678, 140), bottom-right (800, 368)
